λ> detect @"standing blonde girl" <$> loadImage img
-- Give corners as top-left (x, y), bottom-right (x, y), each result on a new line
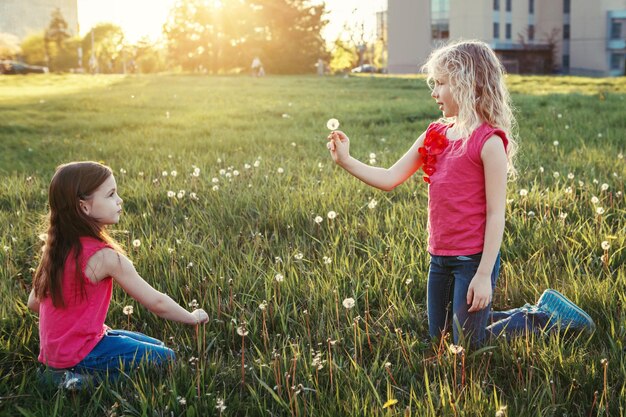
top-left (28, 161), bottom-right (209, 384)
top-left (327, 40), bottom-right (517, 348)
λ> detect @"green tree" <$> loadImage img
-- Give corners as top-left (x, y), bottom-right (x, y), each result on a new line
top-left (20, 32), bottom-right (48, 66)
top-left (82, 23), bottom-right (125, 73)
top-left (0, 32), bottom-right (21, 60)
top-left (44, 8), bottom-right (71, 70)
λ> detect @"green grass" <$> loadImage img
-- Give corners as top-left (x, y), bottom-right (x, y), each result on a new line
top-left (0, 73), bottom-right (624, 416)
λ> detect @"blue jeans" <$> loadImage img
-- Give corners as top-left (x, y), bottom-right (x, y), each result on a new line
top-left (427, 252), bottom-right (500, 348)
top-left (73, 330), bottom-right (175, 376)
top-left (487, 304), bottom-right (552, 339)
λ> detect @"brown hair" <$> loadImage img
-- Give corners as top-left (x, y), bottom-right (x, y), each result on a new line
top-left (32, 161), bottom-right (123, 307)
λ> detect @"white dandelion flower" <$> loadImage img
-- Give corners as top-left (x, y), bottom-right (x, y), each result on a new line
top-left (123, 305), bottom-right (134, 315)
top-left (212, 185), bottom-right (219, 191)
top-left (553, 141), bottom-right (559, 146)
top-left (326, 118), bottom-right (340, 130)
top-left (314, 215), bottom-right (323, 224)
top-left (368, 199), bottom-right (378, 209)
top-left (132, 239), bottom-right (141, 248)
top-left (275, 273), bottom-right (284, 282)
top-left (601, 241), bottom-right (610, 250)
top-left (277, 167), bottom-right (284, 174)
top-left (342, 297), bottom-right (355, 309)
top-left (591, 196), bottom-right (599, 204)
top-left (601, 183), bottom-right (609, 191)
top-left (596, 207), bottom-right (605, 215)
top-left (327, 211), bottom-right (337, 220)
top-left (519, 189), bottom-right (528, 197)
top-left (294, 252), bottom-right (304, 260)
top-left (237, 326), bottom-right (249, 337)
top-left (167, 190), bottom-right (176, 198)
top-left (171, 170), bottom-right (177, 177)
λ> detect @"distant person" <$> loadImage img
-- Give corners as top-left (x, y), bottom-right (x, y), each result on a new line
top-left (326, 40), bottom-right (595, 349)
top-left (27, 161), bottom-right (209, 388)
top-left (251, 56), bottom-right (264, 77)
top-left (316, 58), bottom-right (325, 76)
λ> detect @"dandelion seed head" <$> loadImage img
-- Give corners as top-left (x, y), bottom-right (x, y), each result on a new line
top-left (277, 167), bottom-right (284, 174)
top-left (519, 189), bottom-right (528, 197)
top-left (314, 215), bottom-right (323, 224)
top-left (601, 241), bottom-right (610, 250)
top-left (601, 183), bottom-right (609, 191)
top-left (237, 326), bottom-right (249, 337)
top-left (294, 252), bottom-right (304, 260)
top-left (553, 141), bottom-right (559, 146)
top-left (275, 273), bottom-right (284, 282)
top-left (326, 118), bottom-right (340, 130)
top-left (596, 207), bottom-right (605, 215)
top-left (167, 190), bottom-right (175, 198)
top-left (132, 239), bottom-right (141, 248)
top-left (123, 305), bottom-right (134, 315)
top-left (368, 199), bottom-right (378, 209)
top-left (327, 210), bottom-right (337, 220)
top-left (342, 297), bottom-right (355, 309)
top-left (591, 196), bottom-right (599, 204)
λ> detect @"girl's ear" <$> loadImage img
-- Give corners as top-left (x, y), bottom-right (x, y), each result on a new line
top-left (79, 200), bottom-right (90, 215)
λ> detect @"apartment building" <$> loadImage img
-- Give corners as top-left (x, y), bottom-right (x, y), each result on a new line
top-left (0, 0), bottom-right (78, 40)
top-left (387, 0), bottom-right (626, 77)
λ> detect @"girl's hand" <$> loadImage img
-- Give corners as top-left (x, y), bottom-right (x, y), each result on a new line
top-left (191, 309), bottom-right (209, 324)
top-left (327, 130), bottom-right (350, 165)
top-left (467, 273), bottom-right (492, 312)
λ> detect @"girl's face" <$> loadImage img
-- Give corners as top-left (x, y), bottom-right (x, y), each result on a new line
top-left (79, 175), bottom-right (123, 225)
top-left (431, 75), bottom-right (459, 118)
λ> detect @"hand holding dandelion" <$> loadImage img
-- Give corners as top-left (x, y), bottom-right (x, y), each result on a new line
top-left (190, 308), bottom-right (209, 324)
top-left (326, 119), bottom-right (350, 165)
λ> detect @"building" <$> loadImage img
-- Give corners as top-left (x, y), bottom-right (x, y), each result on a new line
top-left (387, 0), bottom-right (626, 77)
top-left (0, 0), bottom-right (78, 40)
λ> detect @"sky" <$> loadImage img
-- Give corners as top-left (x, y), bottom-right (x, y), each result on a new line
top-left (77, 0), bottom-right (387, 44)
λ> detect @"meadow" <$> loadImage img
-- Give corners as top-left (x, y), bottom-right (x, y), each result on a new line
top-left (0, 73), bottom-right (624, 416)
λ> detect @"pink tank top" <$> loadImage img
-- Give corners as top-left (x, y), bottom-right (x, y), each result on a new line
top-left (38, 236), bottom-right (112, 368)
top-left (425, 122), bottom-right (508, 256)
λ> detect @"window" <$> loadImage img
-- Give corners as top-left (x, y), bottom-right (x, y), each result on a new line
top-left (528, 24), bottom-right (535, 41)
top-left (562, 54), bottom-right (570, 69)
top-left (529, 0), bottom-right (534, 14)
top-left (563, 0), bottom-right (570, 14)
top-left (494, 22), bottom-right (500, 38)
top-left (563, 24), bottom-right (570, 39)
top-left (506, 23), bottom-right (512, 39)
top-left (506, 0), bottom-right (511, 12)
top-left (611, 54), bottom-right (622, 70)
top-left (611, 22), bottom-right (622, 39)
top-left (494, 0), bottom-right (499, 11)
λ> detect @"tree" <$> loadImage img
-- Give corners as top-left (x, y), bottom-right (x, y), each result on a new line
top-left (0, 32), bottom-right (21, 60)
top-left (20, 33), bottom-right (48, 66)
top-left (44, 8), bottom-right (71, 70)
top-left (82, 23), bottom-right (125, 73)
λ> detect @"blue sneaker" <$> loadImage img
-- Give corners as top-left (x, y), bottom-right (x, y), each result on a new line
top-left (38, 367), bottom-right (93, 391)
top-left (537, 289), bottom-right (595, 334)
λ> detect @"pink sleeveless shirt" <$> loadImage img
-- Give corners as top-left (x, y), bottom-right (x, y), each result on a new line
top-left (38, 236), bottom-right (112, 368)
top-left (425, 122), bottom-right (508, 256)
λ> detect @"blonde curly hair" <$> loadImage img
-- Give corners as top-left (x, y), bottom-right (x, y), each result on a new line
top-left (422, 39), bottom-right (518, 177)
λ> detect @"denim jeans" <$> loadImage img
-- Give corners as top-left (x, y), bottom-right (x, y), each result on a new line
top-left (486, 304), bottom-right (552, 339)
top-left (73, 329), bottom-right (175, 376)
top-left (427, 252), bottom-right (500, 348)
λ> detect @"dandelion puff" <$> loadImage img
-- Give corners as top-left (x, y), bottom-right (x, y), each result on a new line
top-left (132, 239), bottom-right (141, 248)
top-left (601, 183), bottom-right (609, 191)
top-left (323, 256), bottom-right (332, 264)
top-left (237, 326), bottom-right (249, 337)
top-left (327, 210), bottom-right (337, 220)
top-left (123, 305), bottom-right (134, 315)
top-left (342, 297), bottom-right (355, 309)
top-left (259, 300), bottom-right (267, 311)
top-left (254, 160), bottom-right (261, 168)
top-left (162, 171), bottom-right (168, 177)
top-left (177, 190), bottom-right (185, 199)
top-left (553, 172), bottom-right (560, 178)
top-left (519, 189), bottom-right (528, 197)
top-left (171, 170), bottom-right (177, 177)
top-left (596, 207), bottom-right (605, 215)
top-left (275, 273), bottom-right (284, 282)
top-left (557, 113), bottom-right (562, 118)
top-left (368, 199), bottom-right (378, 209)
top-left (601, 241), bottom-right (610, 250)
top-left (188, 299), bottom-right (199, 308)
top-left (167, 190), bottom-right (176, 198)
top-left (277, 167), bottom-right (284, 174)
top-left (233, 170), bottom-right (240, 176)
top-left (405, 278), bottom-right (413, 285)
top-left (448, 344), bottom-right (464, 354)
top-left (275, 256), bottom-right (283, 263)
top-left (190, 192), bottom-right (198, 200)
top-left (553, 141), bottom-right (559, 146)
top-left (559, 212), bottom-right (568, 219)
top-left (177, 396), bottom-right (186, 406)
top-left (215, 398), bottom-right (226, 412)
top-left (294, 252), bottom-right (304, 260)
top-left (568, 173), bottom-right (574, 179)
top-left (326, 118), bottom-right (340, 130)
top-left (527, 211), bottom-right (536, 217)
top-left (591, 196), bottom-right (599, 204)
top-left (212, 185), bottom-right (219, 191)
top-left (314, 215), bottom-right (323, 224)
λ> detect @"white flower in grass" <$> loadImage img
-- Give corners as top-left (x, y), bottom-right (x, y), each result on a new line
top-left (218, 169), bottom-right (226, 176)
top-left (323, 256), bottom-right (332, 264)
top-left (177, 396), bottom-right (186, 406)
top-left (327, 211), bottom-right (337, 220)
top-left (591, 196), bottom-right (599, 205)
top-left (215, 398), bottom-right (226, 412)
top-left (601, 183), bottom-right (609, 191)
top-left (405, 278), bottom-right (413, 285)
top-left (212, 177), bottom-right (219, 183)
top-left (3, 246), bottom-right (9, 252)
top-left (233, 170), bottom-right (240, 176)
top-left (448, 344), bottom-right (464, 354)
top-left (217, 158), bottom-right (222, 163)
top-left (282, 113), bottom-right (290, 119)
top-left (275, 256), bottom-right (283, 263)
top-left (596, 207), bottom-right (605, 215)
top-left (553, 141), bottom-right (559, 146)
top-left (123, 305), bottom-right (134, 315)
top-left (212, 185), bottom-right (219, 191)
top-left (565, 187), bottom-right (573, 194)
top-left (132, 239), bottom-right (141, 248)
top-left (294, 252), bottom-right (304, 260)
top-left (275, 273), bottom-right (284, 282)
top-left (559, 212), bottom-right (568, 220)
top-left (601, 241), bottom-right (611, 250)
top-left (368, 199), bottom-right (378, 209)
top-left (342, 297), bottom-right (355, 309)
top-left (236, 326), bottom-right (249, 337)
top-left (167, 190), bottom-right (176, 198)
top-left (190, 192), bottom-right (198, 200)
top-left (277, 167), bottom-right (284, 174)
top-left (553, 172), bottom-right (560, 178)
top-left (557, 113), bottom-right (562, 118)
top-left (326, 118), bottom-right (340, 130)
top-left (578, 181), bottom-right (584, 187)
top-left (568, 173), bottom-right (574, 180)
top-left (192, 168), bottom-right (200, 177)
top-left (369, 158), bottom-right (376, 165)
top-left (225, 172), bottom-right (232, 178)
top-left (188, 299), bottom-right (199, 308)
top-left (618, 152), bottom-right (623, 160)
top-left (259, 300), bottom-right (267, 311)
top-left (291, 142), bottom-right (297, 147)
top-left (138, 171), bottom-right (144, 177)
top-left (369, 152), bottom-right (376, 159)
top-left (177, 190), bottom-right (185, 199)
top-left (519, 189), bottom-right (528, 197)
top-left (244, 163), bottom-right (251, 169)
top-left (254, 160), bottom-right (261, 168)
top-left (171, 170), bottom-right (177, 177)
top-left (539, 166), bottom-right (544, 173)
top-left (162, 171), bottom-right (168, 177)
top-left (598, 133), bottom-right (603, 138)
top-left (593, 179), bottom-right (599, 184)
top-left (527, 211), bottom-right (536, 217)
top-left (119, 168), bottom-right (127, 174)
top-left (314, 215), bottom-right (323, 224)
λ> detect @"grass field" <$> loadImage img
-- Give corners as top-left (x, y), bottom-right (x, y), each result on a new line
top-left (0, 73), bottom-right (625, 416)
